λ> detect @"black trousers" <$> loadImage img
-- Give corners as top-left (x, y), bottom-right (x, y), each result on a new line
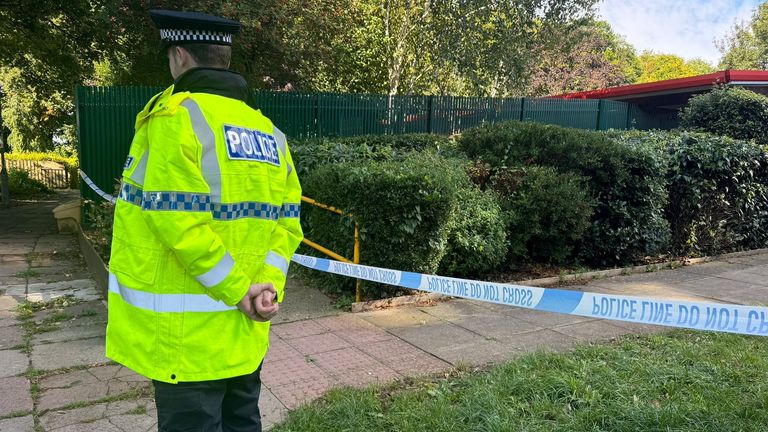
top-left (153, 366), bottom-right (262, 432)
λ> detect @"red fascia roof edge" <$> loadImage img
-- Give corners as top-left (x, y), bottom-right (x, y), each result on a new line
top-left (551, 70), bottom-right (768, 100)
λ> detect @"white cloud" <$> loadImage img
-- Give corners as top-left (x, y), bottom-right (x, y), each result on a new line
top-left (598, 0), bottom-right (763, 66)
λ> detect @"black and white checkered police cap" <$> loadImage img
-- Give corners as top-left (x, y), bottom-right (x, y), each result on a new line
top-left (149, 9), bottom-right (240, 47)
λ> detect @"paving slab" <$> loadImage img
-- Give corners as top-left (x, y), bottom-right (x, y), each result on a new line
top-left (0, 296), bottom-right (22, 311)
top-left (434, 338), bottom-right (520, 366)
top-left (32, 322), bottom-right (106, 344)
top-left (32, 301), bottom-right (106, 323)
top-left (268, 373), bottom-right (337, 410)
top-left (388, 321), bottom-right (482, 355)
top-left (40, 398), bottom-right (158, 432)
top-left (287, 332), bottom-right (352, 355)
top-left (0, 285), bottom-right (25, 297)
top-left (273, 277), bottom-right (339, 324)
top-left (0, 415), bottom-right (34, 432)
top-left (552, 320), bottom-right (632, 342)
top-left (357, 307), bottom-right (441, 329)
top-left (447, 314), bottom-right (543, 340)
top-left (0, 377), bottom-right (32, 416)
top-left (26, 279), bottom-right (101, 302)
top-left (0, 254), bottom-right (27, 262)
top-left (0, 244), bottom-right (34, 255)
top-left (31, 337), bottom-right (110, 371)
top-left (264, 336), bottom-right (305, 364)
top-left (261, 355), bottom-right (333, 388)
top-left (488, 306), bottom-right (594, 328)
top-left (0, 324), bottom-right (23, 350)
top-left (270, 320), bottom-right (327, 340)
top-left (260, 387), bottom-right (288, 431)
top-left (0, 349), bottom-right (28, 378)
top-left (38, 365), bottom-right (149, 412)
top-left (495, 328), bottom-right (579, 353)
top-left (0, 310), bottom-right (19, 328)
top-left (0, 262), bottom-right (29, 278)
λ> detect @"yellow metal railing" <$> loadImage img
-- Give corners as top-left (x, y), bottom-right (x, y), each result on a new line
top-left (300, 196), bottom-right (362, 302)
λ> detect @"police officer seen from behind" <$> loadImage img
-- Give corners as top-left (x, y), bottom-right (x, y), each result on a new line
top-left (106, 10), bottom-right (303, 432)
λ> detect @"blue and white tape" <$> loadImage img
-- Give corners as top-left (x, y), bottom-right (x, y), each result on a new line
top-left (79, 171), bottom-right (768, 336)
top-left (292, 254), bottom-right (768, 337)
top-left (79, 170), bottom-right (116, 204)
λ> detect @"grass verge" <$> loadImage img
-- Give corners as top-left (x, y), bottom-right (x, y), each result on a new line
top-left (274, 330), bottom-right (768, 432)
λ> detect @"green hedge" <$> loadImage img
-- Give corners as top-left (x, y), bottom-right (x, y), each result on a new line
top-left (5, 151), bottom-right (78, 167)
top-left (459, 121), bottom-right (670, 266)
top-left (291, 134), bottom-right (454, 175)
top-left (301, 151), bottom-right (470, 297)
top-left (438, 187), bottom-right (508, 277)
top-left (663, 131), bottom-right (768, 255)
top-left (679, 86), bottom-right (768, 144)
top-left (489, 166), bottom-right (595, 264)
top-left (6, 169), bottom-right (53, 199)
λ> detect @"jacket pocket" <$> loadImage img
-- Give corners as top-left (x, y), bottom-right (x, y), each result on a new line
top-left (109, 236), bottom-right (160, 286)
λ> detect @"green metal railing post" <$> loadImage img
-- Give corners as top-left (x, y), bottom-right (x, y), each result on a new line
top-left (426, 95), bottom-right (433, 134)
top-left (595, 99), bottom-right (603, 130)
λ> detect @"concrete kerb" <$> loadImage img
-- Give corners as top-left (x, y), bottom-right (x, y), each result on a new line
top-left (78, 227), bottom-right (109, 299)
top-left (350, 248), bottom-right (768, 313)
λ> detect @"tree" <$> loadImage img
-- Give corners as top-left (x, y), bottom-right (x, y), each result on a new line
top-left (0, 1), bottom-right (113, 152)
top-left (636, 51), bottom-right (714, 83)
top-left (717, 2), bottom-right (768, 70)
top-left (526, 20), bottom-right (638, 96)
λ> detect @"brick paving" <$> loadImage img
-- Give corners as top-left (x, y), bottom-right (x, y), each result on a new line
top-left (3, 195), bottom-right (768, 430)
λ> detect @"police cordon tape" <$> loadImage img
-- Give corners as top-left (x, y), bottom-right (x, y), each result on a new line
top-left (79, 170), bottom-right (117, 204)
top-left (78, 171), bottom-right (768, 336)
top-left (291, 253), bottom-right (768, 337)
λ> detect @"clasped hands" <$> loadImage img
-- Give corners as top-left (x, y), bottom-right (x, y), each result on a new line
top-left (237, 283), bottom-right (279, 322)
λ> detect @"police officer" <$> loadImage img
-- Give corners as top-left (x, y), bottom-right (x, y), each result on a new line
top-left (106, 9), bottom-right (303, 432)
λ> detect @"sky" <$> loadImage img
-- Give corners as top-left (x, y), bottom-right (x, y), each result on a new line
top-left (598, 0), bottom-right (764, 66)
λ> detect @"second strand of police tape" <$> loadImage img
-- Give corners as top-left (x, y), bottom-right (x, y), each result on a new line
top-left (78, 170), bottom-right (768, 336)
top-left (292, 253), bottom-right (768, 337)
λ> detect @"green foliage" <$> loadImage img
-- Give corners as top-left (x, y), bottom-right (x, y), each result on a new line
top-left (664, 131), bottom-right (768, 255)
top-left (635, 51), bottom-right (714, 84)
top-left (291, 134), bottom-right (455, 176)
top-left (679, 86), bottom-right (768, 144)
top-left (489, 166), bottom-right (594, 264)
top-left (459, 121), bottom-right (671, 266)
top-left (82, 199), bottom-right (115, 263)
top-left (717, 3), bottom-right (768, 69)
top-left (6, 169), bottom-right (53, 199)
top-left (527, 20), bottom-right (637, 96)
top-left (301, 151), bottom-right (469, 297)
top-left (5, 152), bottom-right (78, 167)
top-left (438, 187), bottom-right (508, 277)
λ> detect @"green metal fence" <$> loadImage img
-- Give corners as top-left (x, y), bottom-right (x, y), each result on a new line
top-left (76, 86), bottom-right (638, 201)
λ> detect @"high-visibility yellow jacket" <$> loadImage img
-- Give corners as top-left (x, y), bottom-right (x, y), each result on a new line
top-left (106, 84), bottom-right (303, 383)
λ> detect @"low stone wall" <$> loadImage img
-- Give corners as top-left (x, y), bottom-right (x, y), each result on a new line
top-left (78, 228), bottom-right (108, 299)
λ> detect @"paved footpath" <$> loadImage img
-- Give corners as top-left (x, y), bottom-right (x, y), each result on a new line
top-left (3, 196), bottom-right (768, 431)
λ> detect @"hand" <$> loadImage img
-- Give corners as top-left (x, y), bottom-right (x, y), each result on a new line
top-left (237, 283), bottom-right (276, 321)
top-left (254, 287), bottom-right (279, 322)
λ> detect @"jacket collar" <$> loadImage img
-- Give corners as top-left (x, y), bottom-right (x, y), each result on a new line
top-left (172, 67), bottom-right (251, 102)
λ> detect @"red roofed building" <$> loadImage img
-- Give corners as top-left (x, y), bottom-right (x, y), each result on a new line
top-left (550, 70), bottom-right (768, 129)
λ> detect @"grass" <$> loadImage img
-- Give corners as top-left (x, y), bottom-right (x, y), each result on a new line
top-left (274, 330), bottom-right (768, 432)
top-left (14, 269), bottom-right (40, 278)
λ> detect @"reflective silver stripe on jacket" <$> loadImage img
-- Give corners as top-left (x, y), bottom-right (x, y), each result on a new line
top-left (272, 126), bottom-right (292, 177)
top-left (196, 252), bottom-right (235, 288)
top-left (128, 152), bottom-right (149, 186)
top-left (181, 99), bottom-right (222, 202)
top-left (109, 273), bottom-right (236, 313)
top-left (265, 251), bottom-right (289, 277)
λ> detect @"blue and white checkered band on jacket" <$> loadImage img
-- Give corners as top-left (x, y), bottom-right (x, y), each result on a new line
top-left (159, 28), bottom-right (233, 44)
